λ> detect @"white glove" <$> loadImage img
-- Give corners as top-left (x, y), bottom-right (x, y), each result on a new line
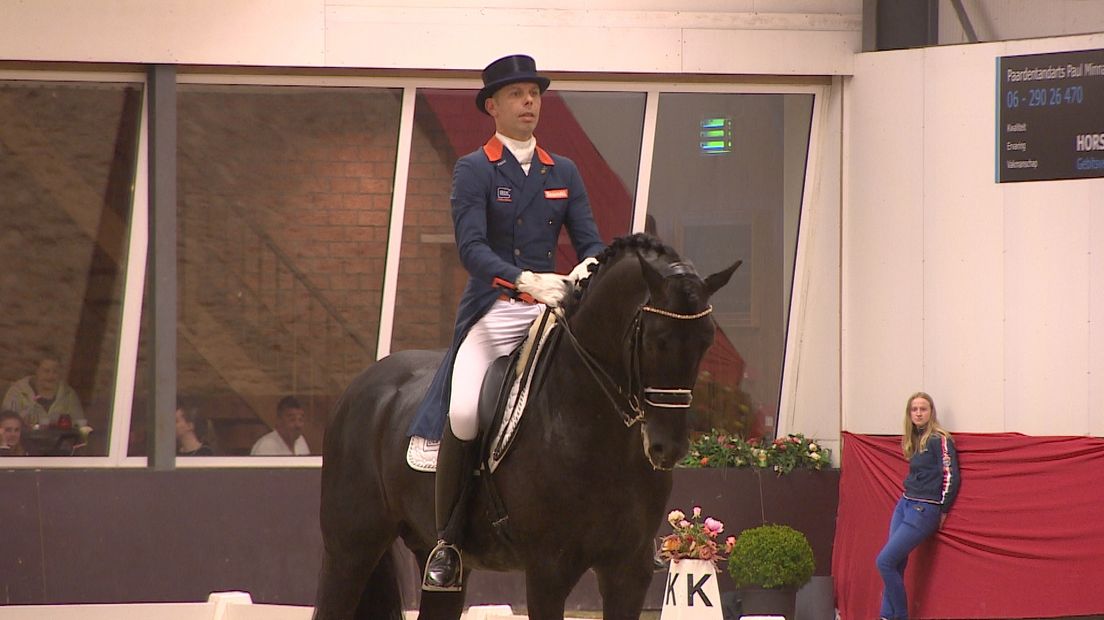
top-left (516, 271), bottom-right (569, 307)
top-left (567, 256), bottom-right (599, 283)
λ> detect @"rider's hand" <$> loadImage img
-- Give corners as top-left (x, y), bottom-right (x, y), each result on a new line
top-left (567, 256), bottom-right (599, 284)
top-left (516, 271), bottom-right (569, 307)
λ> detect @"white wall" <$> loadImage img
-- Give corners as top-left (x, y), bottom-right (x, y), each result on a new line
top-left (843, 32), bottom-right (1104, 436)
top-left (0, 0), bottom-right (860, 76)
top-left (780, 77), bottom-right (843, 461)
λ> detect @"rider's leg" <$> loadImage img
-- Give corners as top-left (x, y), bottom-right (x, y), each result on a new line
top-left (422, 421), bottom-right (479, 591)
top-left (422, 300), bottom-right (541, 591)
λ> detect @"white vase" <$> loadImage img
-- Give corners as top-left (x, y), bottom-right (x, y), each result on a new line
top-left (660, 558), bottom-right (724, 620)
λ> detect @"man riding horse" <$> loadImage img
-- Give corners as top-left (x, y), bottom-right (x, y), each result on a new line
top-left (409, 53), bottom-right (605, 592)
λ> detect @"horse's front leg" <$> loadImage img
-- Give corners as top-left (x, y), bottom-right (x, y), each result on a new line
top-left (523, 562), bottom-right (588, 620)
top-left (593, 548), bottom-right (656, 620)
top-left (417, 587), bottom-right (467, 620)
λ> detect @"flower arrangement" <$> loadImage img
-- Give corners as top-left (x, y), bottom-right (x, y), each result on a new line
top-left (680, 430), bottom-right (832, 474)
top-left (658, 506), bottom-right (737, 563)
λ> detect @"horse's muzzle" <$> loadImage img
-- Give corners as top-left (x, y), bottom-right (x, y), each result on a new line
top-left (640, 424), bottom-right (688, 471)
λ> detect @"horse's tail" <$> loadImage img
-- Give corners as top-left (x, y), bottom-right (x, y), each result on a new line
top-left (355, 547), bottom-right (405, 620)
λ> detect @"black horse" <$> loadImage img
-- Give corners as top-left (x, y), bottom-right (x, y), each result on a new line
top-left (314, 234), bottom-right (740, 620)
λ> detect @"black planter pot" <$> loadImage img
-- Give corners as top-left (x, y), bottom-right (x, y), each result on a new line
top-left (734, 586), bottom-right (797, 620)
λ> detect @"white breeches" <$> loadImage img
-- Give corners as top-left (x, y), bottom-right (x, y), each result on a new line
top-left (449, 299), bottom-right (543, 440)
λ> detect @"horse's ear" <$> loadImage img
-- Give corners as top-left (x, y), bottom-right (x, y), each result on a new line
top-left (638, 254), bottom-right (666, 296)
top-left (703, 259), bottom-right (742, 297)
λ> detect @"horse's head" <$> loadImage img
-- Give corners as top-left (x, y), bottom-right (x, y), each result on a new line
top-left (563, 234), bottom-right (741, 471)
top-left (634, 253), bottom-right (740, 469)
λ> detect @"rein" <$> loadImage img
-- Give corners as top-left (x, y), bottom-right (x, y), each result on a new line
top-left (553, 302), bottom-right (713, 427)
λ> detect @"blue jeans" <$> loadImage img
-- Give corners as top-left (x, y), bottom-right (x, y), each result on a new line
top-left (875, 497), bottom-right (941, 620)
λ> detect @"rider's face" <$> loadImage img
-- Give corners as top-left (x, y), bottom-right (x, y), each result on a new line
top-left (486, 82), bottom-right (541, 141)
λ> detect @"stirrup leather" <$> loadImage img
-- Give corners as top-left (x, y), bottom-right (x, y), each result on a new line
top-left (422, 540), bottom-right (464, 592)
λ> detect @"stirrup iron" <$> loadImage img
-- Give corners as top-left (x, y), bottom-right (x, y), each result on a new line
top-left (422, 540), bottom-right (464, 592)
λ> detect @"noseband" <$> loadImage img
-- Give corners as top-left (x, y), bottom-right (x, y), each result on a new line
top-left (555, 301), bottom-right (713, 427)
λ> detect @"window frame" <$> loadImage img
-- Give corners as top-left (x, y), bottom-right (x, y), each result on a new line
top-left (0, 67), bottom-right (831, 467)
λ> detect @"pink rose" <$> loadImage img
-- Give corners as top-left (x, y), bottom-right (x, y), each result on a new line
top-left (704, 517), bottom-right (724, 534)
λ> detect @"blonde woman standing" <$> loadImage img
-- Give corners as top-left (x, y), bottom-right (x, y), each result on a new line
top-left (875, 392), bottom-right (961, 620)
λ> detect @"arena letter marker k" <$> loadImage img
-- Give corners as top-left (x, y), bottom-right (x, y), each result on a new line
top-left (664, 570), bottom-right (714, 607)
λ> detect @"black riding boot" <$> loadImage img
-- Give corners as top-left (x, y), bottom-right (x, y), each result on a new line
top-left (422, 424), bottom-right (479, 592)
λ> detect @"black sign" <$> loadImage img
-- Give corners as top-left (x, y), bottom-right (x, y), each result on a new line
top-left (998, 48), bottom-right (1104, 182)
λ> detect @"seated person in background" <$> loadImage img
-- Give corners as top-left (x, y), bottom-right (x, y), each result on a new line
top-left (3, 353), bottom-right (84, 427)
top-left (0, 410), bottom-right (27, 456)
top-left (250, 395), bottom-right (310, 456)
top-left (175, 398), bottom-right (215, 456)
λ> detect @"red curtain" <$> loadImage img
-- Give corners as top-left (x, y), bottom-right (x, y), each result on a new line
top-left (833, 432), bottom-right (1104, 619)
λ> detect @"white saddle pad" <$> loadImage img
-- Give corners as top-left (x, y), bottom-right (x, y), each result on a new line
top-left (406, 436), bottom-right (440, 472)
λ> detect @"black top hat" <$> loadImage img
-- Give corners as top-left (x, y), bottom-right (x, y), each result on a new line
top-left (475, 54), bottom-right (551, 115)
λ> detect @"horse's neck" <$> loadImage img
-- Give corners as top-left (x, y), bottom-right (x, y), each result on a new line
top-left (543, 254), bottom-right (651, 447)
top-left (569, 255), bottom-right (648, 364)
top-left (539, 352), bottom-right (647, 455)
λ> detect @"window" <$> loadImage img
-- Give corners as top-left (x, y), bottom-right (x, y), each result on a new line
top-left (647, 92), bottom-right (813, 439)
top-left (0, 79), bottom-right (143, 457)
top-left (1, 71), bottom-right (823, 464)
top-left (129, 84), bottom-right (402, 456)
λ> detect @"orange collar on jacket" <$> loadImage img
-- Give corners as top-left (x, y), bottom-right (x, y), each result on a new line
top-left (482, 135), bottom-right (555, 166)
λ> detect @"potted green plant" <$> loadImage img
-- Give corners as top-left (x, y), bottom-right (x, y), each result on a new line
top-left (726, 524), bottom-right (815, 620)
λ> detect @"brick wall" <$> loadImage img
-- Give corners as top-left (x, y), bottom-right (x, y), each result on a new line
top-left (158, 85), bottom-right (407, 451)
top-left (391, 91), bottom-right (465, 352)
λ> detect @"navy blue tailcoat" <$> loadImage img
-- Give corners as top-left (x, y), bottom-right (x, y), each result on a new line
top-left (408, 135), bottom-right (605, 439)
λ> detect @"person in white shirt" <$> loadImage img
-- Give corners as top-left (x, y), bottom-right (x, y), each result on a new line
top-left (250, 395), bottom-right (310, 456)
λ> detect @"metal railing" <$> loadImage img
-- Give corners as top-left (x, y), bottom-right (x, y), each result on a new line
top-left (179, 199), bottom-right (375, 398)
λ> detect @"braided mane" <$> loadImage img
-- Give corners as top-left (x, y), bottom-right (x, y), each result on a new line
top-left (561, 233), bottom-right (690, 318)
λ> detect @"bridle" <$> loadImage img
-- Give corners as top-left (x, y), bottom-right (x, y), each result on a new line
top-left (554, 296), bottom-right (713, 428)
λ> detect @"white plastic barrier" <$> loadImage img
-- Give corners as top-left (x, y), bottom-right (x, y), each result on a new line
top-left (462, 605), bottom-right (515, 620)
top-left (0, 602), bottom-right (212, 620)
top-left (0, 592), bottom-right (313, 620)
top-left (0, 596), bottom-right (536, 620)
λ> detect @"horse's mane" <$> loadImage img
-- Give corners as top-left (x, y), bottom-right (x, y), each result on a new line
top-left (561, 233), bottom-right (703, 318)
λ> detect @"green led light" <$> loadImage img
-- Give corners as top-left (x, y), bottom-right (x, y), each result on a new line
top-left (699, 116), bottom-right (733, 154)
